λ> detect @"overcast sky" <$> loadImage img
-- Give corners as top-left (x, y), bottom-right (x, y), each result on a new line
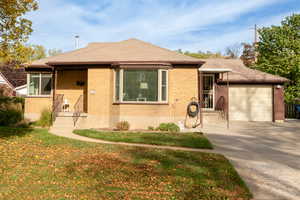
top-left (27, 0), bottom-right (300, 53)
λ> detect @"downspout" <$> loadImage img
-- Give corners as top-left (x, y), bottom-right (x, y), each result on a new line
top-left (272, 84), bottom-right (275, 122)
top-left (51, 67), bottom-right (57, 123)
top-left (226, 72), bottom-right (230, 129)
top-left (199, 69), bottom-right (203, 128)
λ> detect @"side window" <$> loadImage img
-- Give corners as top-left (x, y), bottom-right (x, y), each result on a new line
top-left (28, 73), bottom-right (52, 96)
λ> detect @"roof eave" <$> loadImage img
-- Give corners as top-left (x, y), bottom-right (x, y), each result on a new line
top-left (217, 79), bottom-right (289, 84)
top-left (46, 60), bottom-right (204, 66)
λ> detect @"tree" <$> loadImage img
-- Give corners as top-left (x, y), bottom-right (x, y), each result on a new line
top-left (27, 46), bottom-right (63, 61)
top-left (256, 14), bottom-right (300, 103)
top-left (176, 49), bottom-right (225, 59)
top-left (225, 43), bottom-right (242, 59)
top-left (0, 0), bottom-right (38, 64)
top-left (240, 43), bottom-right (256, 67)
top-left (29, 45), bottom-right (47, 61)
top-left (48, 49), bottom-right (62, 57)
top-left (176, 49), bottom-right (183, 54)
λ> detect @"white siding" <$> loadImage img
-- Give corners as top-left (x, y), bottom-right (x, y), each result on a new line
top-left (16, 85), bottom-right (27, 96)
top-left (0, 74), bottom-right (7, 85)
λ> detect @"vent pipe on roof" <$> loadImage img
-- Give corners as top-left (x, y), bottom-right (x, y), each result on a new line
top-left (75, 35), bottom-right (79, 49)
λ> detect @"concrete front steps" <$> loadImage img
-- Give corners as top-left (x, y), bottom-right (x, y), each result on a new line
top-left (50, 112), bottom-right (87, 133)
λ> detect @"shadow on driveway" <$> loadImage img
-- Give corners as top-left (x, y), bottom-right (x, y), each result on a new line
top-left (202, 121), bottom-right (300, 200)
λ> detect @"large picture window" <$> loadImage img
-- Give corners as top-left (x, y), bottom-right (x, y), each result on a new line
top-left (114, 69), bottom-right (168, 103)
top-left (28, 73), bottom-right (52, 96)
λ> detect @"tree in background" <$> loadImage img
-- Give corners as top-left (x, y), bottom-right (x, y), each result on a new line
top-left (240, 43), bottom-right (256, 67)
top-left (225, 43), bottom-right (242, 59)
top-left (176, 49), bottom-right (224, 59)
top-left (19, 45), bottom-right (63, 62)
top-left (256, 14), bottom-right (300, 103)
top-left (28, 45), bottom-right (63, 61)
top-left (48, 49), bottom-right (63, 57)
top-left (28, 45), bottom-right (46, 61)
top-left (0, 0), bottom-right (38, 64)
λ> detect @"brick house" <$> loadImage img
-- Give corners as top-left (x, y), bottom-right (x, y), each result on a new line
top-left (24, 39), bottom-right (288, 129)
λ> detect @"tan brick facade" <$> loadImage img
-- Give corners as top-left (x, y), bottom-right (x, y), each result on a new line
top-left (24, 67), bottom-right (286, 126)
top-left (24, 97), bottom-right (52, 121)
top-left (56, 70), bottom-right (87, 112)
top-left (81, 67), bottom-right (199, 129)
top-left (25, 67), bottom-right (198, 128)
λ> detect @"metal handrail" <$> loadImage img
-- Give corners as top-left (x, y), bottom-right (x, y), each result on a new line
top-left (73, 95), bottom-right (84, 126)
top-left (215, 96), bottom-right (226, 119)
top-left (52, 94), bottom-right (64, 122)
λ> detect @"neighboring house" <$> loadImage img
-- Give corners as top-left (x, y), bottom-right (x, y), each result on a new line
top-left (15, 84), bottom-right (27, 97)
top-left (0, 72), bottom-right (15, 96)
top-left (0, 66), bottom-right (27, 97)
top-left (24, 39), bottom-right (288, 129)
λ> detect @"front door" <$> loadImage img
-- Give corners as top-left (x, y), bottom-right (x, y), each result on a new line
top-left (203, 74), bottom-right (214, 110)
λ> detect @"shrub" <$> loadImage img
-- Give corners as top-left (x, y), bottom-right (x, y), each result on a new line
top-left (157, 123), bottom-right (180, 133)
top-left (147, 126), bottom-right (155, 131)
top-left (0, 97), bottom-right (25, 110)
top-left (116, 121), bottom-right (130, 131)
top-left (37, 109), bottom-right (52, 127)
top-left (0, 109), bottom-right (23, 126)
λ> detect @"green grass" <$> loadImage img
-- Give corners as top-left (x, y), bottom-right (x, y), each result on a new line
top-left (74, 129), bottom-right (214, 149)
top-left (0, 127), bottom-right (252, 200)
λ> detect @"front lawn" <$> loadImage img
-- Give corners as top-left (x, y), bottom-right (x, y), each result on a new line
top-left (0, 127), bottom-right (252, 200)
top-left (74, 129), bottom-right (214, 149)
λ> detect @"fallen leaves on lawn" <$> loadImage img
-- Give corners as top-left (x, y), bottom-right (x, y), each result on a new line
top-left (0, 129), bottom-right (252, 200)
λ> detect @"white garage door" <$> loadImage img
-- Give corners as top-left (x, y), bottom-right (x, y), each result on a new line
top-left (229, 85), bottom-right (273, 121)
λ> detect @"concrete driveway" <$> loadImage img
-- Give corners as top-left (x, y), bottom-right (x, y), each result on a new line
top-left (201, 120), bottom-right (300, 200)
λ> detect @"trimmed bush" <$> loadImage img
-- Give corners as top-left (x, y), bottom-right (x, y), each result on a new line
top-left (0, 97), bottom-right (24, 126)
top-left (116, 121), bottom-right (130, 131)
top-left (0, 97), bottom-right (24, 107)
top-left (0, 109), bottom-right (23, 126)
top-left (36, 109), bottom-right (52, 127)
top-left (147, 126), bottom-right (155, 131)
top-left (157, 123), bottom-right (180, 133)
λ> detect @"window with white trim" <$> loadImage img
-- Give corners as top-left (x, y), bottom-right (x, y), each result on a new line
top-left (114, 69), bottom-right (168, 103)
top-left (28, 73), bottom-right (52, 96)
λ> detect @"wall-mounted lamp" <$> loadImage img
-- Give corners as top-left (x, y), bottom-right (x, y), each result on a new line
top-left (76, 81), bottom-right (85, 86)
top-left (276, 85), bottom-right (282, 89)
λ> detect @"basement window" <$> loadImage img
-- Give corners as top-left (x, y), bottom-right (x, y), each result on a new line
top-left (114, 69), bottom-right (168, 103)
top-left (28, 73), bottom-right (52, 96)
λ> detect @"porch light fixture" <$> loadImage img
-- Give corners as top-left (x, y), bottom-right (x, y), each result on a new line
top-left (76, 81), bottom-right (85, 86)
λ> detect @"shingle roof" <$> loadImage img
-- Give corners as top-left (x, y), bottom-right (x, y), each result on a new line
top-left (29, 38), bottom-right (202, 67)
top-left (0, 66), bottom-right (26, 88)
top-left (201, 58), bottom-right (289, 83)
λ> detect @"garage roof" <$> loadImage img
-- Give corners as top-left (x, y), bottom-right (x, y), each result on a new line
top-left (201, 58), bottom-right (289, 84)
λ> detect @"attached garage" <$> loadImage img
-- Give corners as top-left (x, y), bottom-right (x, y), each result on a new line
top-left (229, 85), bottom-right (273, 121)
top-left (200, 59), bottom-right (289, 122)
